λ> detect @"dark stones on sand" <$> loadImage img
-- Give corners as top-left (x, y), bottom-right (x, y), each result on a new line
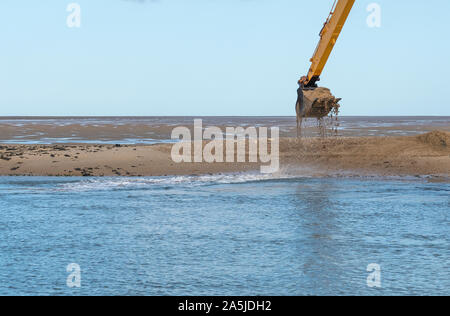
top-left (52, 146), bottom-right (67, 151)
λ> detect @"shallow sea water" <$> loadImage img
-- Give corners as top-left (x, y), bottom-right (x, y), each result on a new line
top-left (0, 175), bottom-right (448, 295)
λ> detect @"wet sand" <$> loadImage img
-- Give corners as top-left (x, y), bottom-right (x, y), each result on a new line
top-left (1, 117), bottom-right (449, 144)
top-left (1, 131), bottom-right (448, 179)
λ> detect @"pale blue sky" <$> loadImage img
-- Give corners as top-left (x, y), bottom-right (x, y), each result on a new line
top-left (0, 0), bottom-right (449, 116)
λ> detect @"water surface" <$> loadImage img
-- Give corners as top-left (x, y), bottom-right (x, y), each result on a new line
top-left (0, 175), bottom-right (448, 295)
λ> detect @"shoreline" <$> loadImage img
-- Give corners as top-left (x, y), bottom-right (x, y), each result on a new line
top-left (0, 131), bottom-right (449, 179)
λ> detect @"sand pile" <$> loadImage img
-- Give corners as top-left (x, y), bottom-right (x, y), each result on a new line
top-left (417, 131), bottom-right (450, 147)
top-left (302, 87), bottom-right (341, 118)
top-left (1, 132), bottom-right (449, 178)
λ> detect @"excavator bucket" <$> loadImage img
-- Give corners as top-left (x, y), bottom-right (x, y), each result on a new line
top-left (300, 87), bottom-right (341, 119)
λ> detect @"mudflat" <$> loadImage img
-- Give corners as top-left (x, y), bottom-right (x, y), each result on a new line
top-left (0, 131), bottom-right (448, 179)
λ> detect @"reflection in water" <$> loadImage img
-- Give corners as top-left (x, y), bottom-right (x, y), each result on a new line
top-left (291, 181), bottom-right (350, 294)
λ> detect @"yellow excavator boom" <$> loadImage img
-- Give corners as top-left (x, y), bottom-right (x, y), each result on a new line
top-left (302, 0), bottom-right (355, 88)
top-left (295, 0), bottom-right (355, 128)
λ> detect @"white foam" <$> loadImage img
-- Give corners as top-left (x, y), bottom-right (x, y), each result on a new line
top-left (54, 166), bottom-right (445, 192)
top-left (56, 172), bottom-right (298, 192)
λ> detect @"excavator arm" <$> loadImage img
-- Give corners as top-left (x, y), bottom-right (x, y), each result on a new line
top-left (296, 0), bottom-right (355, 125)
top-left (301, 0), bottom-right (355, 88)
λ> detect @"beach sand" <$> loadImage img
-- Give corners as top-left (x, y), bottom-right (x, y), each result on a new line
top-left (0, 131), bottom-right (448, 179)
